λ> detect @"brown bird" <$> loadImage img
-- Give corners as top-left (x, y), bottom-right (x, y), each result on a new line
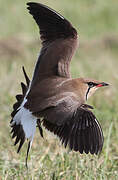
top-left (10, 2), bottom-right (109, 166)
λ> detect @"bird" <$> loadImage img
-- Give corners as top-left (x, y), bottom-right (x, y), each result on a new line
top-left (10, 2), bottom-right (109, 166)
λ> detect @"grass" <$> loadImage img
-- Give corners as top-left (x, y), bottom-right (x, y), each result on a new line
top-left (0, 0), bottom-right (118, 179)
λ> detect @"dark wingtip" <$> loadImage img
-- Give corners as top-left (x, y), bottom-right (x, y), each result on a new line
top-left (27, 2), bottom-right (44, 11)
top-left (21, 82), bottom-right (27, 95)
top-left (43, 108), bottom-right (104, 155)
top-left (27, 2), bottom-right (35, 11)
top-left (27, 2), bottom-right (36, 5)
top-left (22, 66), bottom-right (30, 86)
top-left (10, 123), bottom-right (26, 153)
top-left (26, 2), bottom-right (35, 7)
top-left (26, 1), bottom-right (77, 42)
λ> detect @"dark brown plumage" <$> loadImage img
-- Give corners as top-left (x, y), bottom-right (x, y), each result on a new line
top-left (10, 2), bottom-right (109, 166)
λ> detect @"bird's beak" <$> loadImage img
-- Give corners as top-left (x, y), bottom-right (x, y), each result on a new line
top-left (96, 82), bottom-right (109, 87)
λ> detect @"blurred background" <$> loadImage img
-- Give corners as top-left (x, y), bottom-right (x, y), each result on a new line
top-left (0, 0), bottom-right (118, 179)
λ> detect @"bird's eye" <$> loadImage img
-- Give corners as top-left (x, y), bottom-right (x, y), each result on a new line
top-left (88, 82), bottom-right (94, 87)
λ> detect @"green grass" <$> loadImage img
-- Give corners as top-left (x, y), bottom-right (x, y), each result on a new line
top-left (0, 0), bottom-right (118, 179)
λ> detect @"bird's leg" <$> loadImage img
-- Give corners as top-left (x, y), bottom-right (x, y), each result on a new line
top-left (25, 141), bottom-right (31, 169)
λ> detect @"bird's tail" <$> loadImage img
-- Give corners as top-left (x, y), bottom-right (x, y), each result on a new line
top-left (11, 66), bottom-right (30, 121)
top-left (10, 67), bottom-right (30, 153)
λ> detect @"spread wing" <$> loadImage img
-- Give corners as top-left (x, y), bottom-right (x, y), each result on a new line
top-left (36, 96), bottom-right (104, 155)
top-left (27, 2), bottom-right (78, 85)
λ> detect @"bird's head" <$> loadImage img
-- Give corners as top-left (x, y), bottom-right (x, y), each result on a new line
top-left (84, 79), bottom-right (109, 100)
top-left (77, 78), bottom-right (109, 101)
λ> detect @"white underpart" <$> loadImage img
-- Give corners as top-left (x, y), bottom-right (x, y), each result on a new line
top-left (13, 106), bottom-right (37, 141)
top-left (11, 53), bottom-right (42, 143)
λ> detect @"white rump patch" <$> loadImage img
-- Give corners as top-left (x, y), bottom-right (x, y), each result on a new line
top-left (12, 106), bottom-right (37, 141)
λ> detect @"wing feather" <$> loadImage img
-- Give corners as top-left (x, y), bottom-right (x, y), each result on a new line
top-left (41, 96), bottom-right (104, 155)
top-left (27, 2), bottom-right (78, 81)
